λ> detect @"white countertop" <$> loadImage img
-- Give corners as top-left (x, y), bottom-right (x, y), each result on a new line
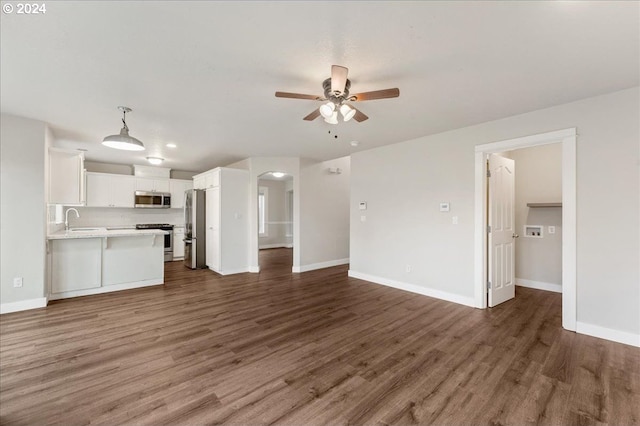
top-left (48, 228), bottom-right (168, 240)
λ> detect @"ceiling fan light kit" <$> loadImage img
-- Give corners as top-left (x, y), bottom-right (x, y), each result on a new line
top-left (275, 64), bottom-right (399, 124)
top-left (102, 106), bottom-right (145, 151)
top-left (324, 111), bottom-right (339, 124)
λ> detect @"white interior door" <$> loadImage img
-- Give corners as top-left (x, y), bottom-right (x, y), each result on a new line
top-left (488, 154), bottom-right (516, 307)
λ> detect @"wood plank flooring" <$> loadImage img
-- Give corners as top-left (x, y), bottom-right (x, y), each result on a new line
top-left (1, 248), bottom-right (638, 425)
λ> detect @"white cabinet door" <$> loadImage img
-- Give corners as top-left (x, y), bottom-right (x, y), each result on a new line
top-left (86, 173), bottom-right (112, 207)
top-left (154, 179), bottom-right (170, 193)
top-left (193, 174), bottom-right (206, 190)
top-left (50, 239), bottom-right (102, 293)
top-left (136, 177), bottom-right (170, 193)
top-left (110, 175), bottom-right (136, 207)
top-left (86, 173), bottom-right (135, 207)
top-left (173, 227), bottom-right (185, 259)
top-left (49, 149), bottom-right (85, 205)
top-left (135, 177), bottom-right (155, 192)
top-left (205, 170), bottom-right (220, 189)
top-left (170, 179), bottom-right (192, 209)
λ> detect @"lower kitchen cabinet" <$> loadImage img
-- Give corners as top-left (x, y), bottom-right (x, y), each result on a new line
top-left (173, 226), bottom-right (185, 260)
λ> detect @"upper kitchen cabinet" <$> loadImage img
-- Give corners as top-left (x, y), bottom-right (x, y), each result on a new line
top-left (193, 169), bottom-right (220, 190)
top-left (86, 172), bottom-right (135, 207)
top-left (48, 148), bottom-right (85, 205)
top-left (135, 177), bottom-right (170, 193)
top-left (169, 179), bottom-right (193, 209)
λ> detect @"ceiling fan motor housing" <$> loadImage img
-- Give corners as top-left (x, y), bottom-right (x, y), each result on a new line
top-left (323, 78), bottom-right (350, 104)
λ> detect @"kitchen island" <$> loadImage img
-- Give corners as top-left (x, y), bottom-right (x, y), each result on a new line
top-left (47, 228), bottom-right (167, 300)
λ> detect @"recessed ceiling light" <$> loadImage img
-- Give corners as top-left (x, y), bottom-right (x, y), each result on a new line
top-left (271, 172), bottom-right (285, 178)
top-left (350, 141), bottom-right (359, 147)
top-left (166, 143), bottom-right (177, 148)
top-left (146, 157), bottom-right (164, 165)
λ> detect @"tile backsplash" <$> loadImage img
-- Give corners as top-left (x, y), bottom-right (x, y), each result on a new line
top-left (63, 207), bottom-right (184, 228)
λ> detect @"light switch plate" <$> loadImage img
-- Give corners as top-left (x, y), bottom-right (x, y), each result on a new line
top-left (359, 202), bottom-right (367, 210)
top-left (439, 202), bottom-right (450, 212)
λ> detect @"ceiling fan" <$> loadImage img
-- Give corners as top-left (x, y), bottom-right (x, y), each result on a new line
top-left (275, 65), bottom-right (400, 123)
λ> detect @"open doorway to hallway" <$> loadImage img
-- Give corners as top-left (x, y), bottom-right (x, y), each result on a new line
top-left (257, 171), bottom-right (294, 274)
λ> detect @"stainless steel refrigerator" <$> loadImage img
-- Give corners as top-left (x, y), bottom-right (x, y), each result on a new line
top-left (184, 189), bottom-right (206, 269)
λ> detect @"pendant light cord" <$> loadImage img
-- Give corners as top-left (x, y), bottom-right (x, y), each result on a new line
top-left (121, 109), bottom-right (129, 131)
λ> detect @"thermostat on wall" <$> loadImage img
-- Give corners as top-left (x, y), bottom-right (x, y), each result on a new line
top-left (359, 202), bottom-right (367, 210)
top-left (439, 202), bottom-right (450, 212)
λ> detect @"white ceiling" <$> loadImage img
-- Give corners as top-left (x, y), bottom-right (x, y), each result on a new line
top-left (1, 1), bottom-right (638, 173)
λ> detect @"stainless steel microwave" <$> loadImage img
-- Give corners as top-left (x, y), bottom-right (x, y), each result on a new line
top-left (134, 191), bottom-right (171, 208)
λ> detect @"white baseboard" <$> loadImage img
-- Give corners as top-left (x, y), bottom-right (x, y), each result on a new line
top-left (516, 278), bottom-right (562, 293)
top-left (215, 267), bottom-right (250, 276)
top-left (259, 244), bottom-right (293, 249)
top-left (49, 279), bottom-right (163, 301)
top-left (293, 258), bottom-right (349, 273)
top-left (576, 321), bottom-right (640, 348)
top-left (0, 297), bottom-right (48, 314)
top-left (348, 270), bottom-right (476, 308)
top-left (248, 266), bottom-right (260, 273)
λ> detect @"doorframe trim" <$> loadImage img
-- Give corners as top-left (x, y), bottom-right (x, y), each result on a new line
top-left (473, 128), bottom-right (577, 331)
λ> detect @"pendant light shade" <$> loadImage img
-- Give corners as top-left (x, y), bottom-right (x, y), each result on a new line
top-left (102, 106), bottom-right (145, 151)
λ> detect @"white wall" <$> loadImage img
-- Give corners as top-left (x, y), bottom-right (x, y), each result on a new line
top-left (0, 114), bottom-right (47, 309)
top-left (299, 156), bottom-right (350, 271)
top-left (350, 87), bottom-right (639, 341)
top-left (258, 178), bottom-right (292, 248)
top-left (510, 144), bottom-right (562, 289)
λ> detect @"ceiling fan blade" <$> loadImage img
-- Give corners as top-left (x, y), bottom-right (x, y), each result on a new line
top-left (353, 108), bottom-right (369, 122)
top-left (303, 108), bottom-right (321, 121)
top-left (350, 88), bottom-right (400, 101)
top-left (331, 65), bottom-right (349, 95)
top-left (275, 92), bottom-right (322, 100)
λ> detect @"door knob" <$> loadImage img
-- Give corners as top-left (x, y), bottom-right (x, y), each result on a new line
top-left (513, 233), bottom-right (519, 239)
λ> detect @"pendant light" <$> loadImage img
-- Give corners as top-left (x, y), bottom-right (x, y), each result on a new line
top-left (102, 106), bottom-right (145, 151)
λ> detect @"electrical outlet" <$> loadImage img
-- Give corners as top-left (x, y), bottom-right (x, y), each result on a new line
top-left (452, 216), bottom-right (459, 225)
top-left (405, 264), bottom-right (412, 273)
top-left (548, 226), bottom-right (556, 234)
top-left (13, 277), bottom-right (23, 288)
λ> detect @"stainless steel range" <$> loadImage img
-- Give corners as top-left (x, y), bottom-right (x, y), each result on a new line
top-left (135, 223), bottom-right (174, 261)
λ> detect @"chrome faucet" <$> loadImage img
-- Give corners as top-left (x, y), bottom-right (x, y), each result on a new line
top-left (65, 208), bottom-right (80, 231)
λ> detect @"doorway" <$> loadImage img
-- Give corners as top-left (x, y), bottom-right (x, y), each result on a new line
top-left (257, 171), bottom-right (294, 273)
top-left (474, 128), bottom-right (577, 331)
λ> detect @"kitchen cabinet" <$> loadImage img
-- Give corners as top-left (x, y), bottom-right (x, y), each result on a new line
top-left (205, 168), bottom-right (249, 275)
top-left (169, 179), bottom-right (193, 209)
top-left (173, 226), bottom-right (185, 260)
top-left (193, 169), bottom-right (220, 190)
top-left (86, 172), bottom-right (135, 207)
top-left (135, 177), bottom-right (170, 193)
top-left (49, 148), bottom-right (85, 205)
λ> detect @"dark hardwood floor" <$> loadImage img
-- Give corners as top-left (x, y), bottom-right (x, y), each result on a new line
top-left (1, 248), bottom-right (638, 425)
